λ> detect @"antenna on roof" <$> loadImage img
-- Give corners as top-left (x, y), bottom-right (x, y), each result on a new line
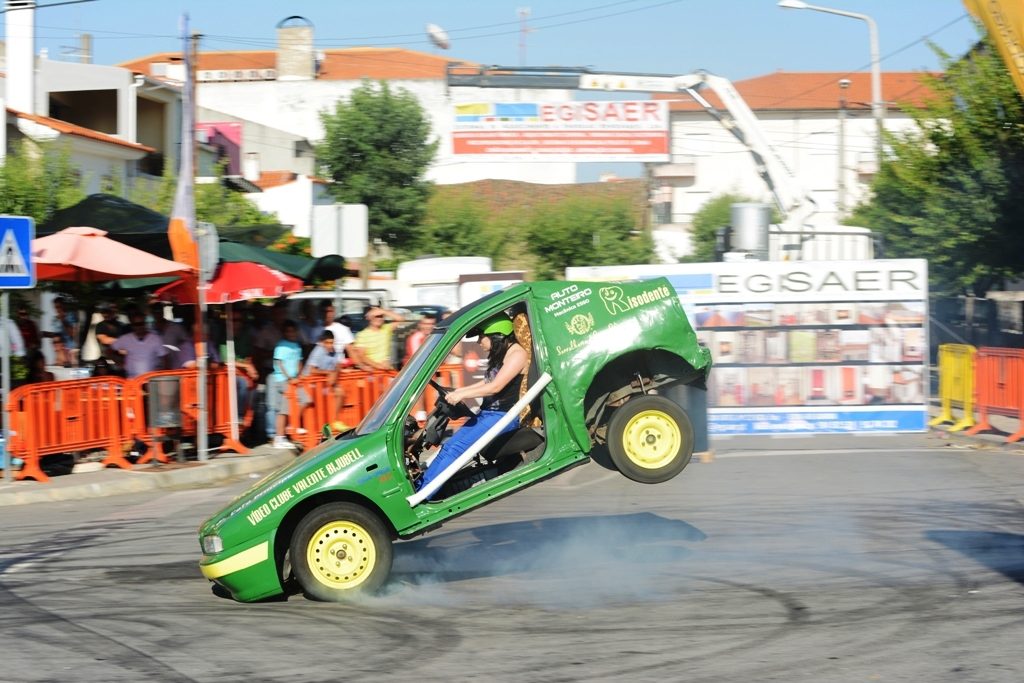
top-left (426, 23), bottom-right (450, 50)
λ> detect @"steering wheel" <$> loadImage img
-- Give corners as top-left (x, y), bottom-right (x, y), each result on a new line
top-left (429, 379), bottom-right (474, 419)
top-left (429, 379), bottom-right (453, 398)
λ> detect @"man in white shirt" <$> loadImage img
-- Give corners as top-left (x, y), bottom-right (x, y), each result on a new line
top-left (326, 317), bottom-right (356, 366)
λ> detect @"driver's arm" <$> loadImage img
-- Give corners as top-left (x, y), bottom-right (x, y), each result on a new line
top-left (446, 345), bottom-right (527, 404)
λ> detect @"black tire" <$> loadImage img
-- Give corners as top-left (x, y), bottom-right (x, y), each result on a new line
top-left (606, 395), bottom-right (693, 484)
top-left (290, 502), bottom-right (393, 601)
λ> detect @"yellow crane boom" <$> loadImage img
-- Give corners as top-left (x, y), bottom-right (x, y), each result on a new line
top-left (963, 0), bottom-right (1024, 96)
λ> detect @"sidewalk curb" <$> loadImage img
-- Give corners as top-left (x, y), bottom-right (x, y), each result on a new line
top-left (928, 425), bottom-right (1024, 453)
top-left (0, 450), bottom-right (296, 507)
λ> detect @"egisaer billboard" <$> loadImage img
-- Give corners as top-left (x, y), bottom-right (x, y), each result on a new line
top-left (452, 100), bottom-right (670, 162)
top-left (567, 260), bottom-right (929, 436)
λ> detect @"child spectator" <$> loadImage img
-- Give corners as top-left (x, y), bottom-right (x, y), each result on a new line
top-left (266, 320), bottom-right (303, 449)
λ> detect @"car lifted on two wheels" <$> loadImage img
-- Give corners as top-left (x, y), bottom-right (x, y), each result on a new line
top-left (198, 278), bottom-right (712, 602)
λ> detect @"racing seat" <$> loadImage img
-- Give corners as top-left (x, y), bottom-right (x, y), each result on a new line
top-left (478, 311), bottom-right (545, 470)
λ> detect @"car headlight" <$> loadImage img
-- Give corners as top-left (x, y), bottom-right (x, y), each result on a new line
top-left (202, 535), bottom-right (223, 555)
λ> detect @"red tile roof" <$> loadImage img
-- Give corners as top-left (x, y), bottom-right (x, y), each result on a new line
top-left (253, 170), bottom-right (330, 189)
top-left (119, 47), bottom-right (471, 81)
top-left (656, 71), bottom-right (939, 112)
top-left (253, 170), bottom-right (299, 190)
top-left (6, 108), bottom-right (155, 153)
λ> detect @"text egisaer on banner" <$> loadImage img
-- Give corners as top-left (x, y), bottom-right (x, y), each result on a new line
top-left (451, 99), bottom-right (670, 162)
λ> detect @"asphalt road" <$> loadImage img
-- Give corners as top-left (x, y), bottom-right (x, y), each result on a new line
top-left (2, 432), bottom-right (1023, 683)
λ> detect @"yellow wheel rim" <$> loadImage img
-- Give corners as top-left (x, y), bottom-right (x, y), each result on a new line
top-left (306, 521), bottom-right (376, 590)
top-left (622, 409), bottom-right (681, 469)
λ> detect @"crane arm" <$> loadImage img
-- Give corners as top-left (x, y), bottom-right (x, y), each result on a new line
top-left (447, 65), bottom-right (820, 231)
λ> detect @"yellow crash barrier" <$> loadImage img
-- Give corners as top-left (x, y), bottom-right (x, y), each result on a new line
top-left (929, 344), bottom-right (976, 432)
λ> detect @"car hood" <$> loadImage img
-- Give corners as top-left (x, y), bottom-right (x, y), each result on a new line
top-left (199, 431), bottom-right (374, 538)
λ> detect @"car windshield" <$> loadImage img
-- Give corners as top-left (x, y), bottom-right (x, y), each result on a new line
top-left (355, 332), bottom-right (445, 436)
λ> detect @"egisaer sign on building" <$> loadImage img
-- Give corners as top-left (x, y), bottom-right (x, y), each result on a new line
top-left (567, 260), bottom-right (929, 437)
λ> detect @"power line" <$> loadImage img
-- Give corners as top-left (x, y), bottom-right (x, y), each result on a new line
top-left (27, 0), bottom-right (682, 51)
top-left (0, 0), bottom-right (95, 14)
top-left (757, 13), bottom-right (972, 111)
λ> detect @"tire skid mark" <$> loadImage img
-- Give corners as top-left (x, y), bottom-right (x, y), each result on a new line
top-left (0, 579), bottom-right (201, 682)
top-left (0, 492), bottom-right (226, 682)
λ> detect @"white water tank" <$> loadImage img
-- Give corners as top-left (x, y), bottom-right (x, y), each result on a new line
top-left (730, 203), bottom-right (771, 259)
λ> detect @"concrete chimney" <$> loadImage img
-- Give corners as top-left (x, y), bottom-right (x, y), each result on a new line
top-left (5, 0), bottom-right (36, 114)
top-left (79, 33), bottom-right (92, 64)
top-left (243, 152), bottom-right (261, 182)
top-left (276, 16), bottom-right (314, 81)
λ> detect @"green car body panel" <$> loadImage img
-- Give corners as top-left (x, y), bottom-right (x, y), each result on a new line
top-left (198, 278), bottom-right (711, 601)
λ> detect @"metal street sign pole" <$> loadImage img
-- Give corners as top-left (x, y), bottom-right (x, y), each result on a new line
top-left (195, 222), bottom-right (218, 462)
top-left (2, 292), bottom-right (9, 483)
top-left (0, 215), bottom-right (35, 483)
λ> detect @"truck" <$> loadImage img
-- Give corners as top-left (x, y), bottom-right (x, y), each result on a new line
top-left (394, 256), bottom-right (524, 311)
top-left (198, 278), bottom-right (711, 602)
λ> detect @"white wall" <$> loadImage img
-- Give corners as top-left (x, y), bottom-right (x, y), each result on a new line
top-left (245, 176), bottom-right (334, 237)
top-left (657, 108), bottom-right (918, 231)
top-left (68, 138), bottom-right (137, 195)
top-left (197, 79), bottom-right (577, 185)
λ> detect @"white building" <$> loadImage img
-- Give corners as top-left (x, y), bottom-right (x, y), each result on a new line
top-left (119, 16), bottom-right (938, 260)
top-left (648, 71), bottom-right (934, 259)
top-left (1, 0), bottom-right (181, 193)
top-left (119, 16), bottom-right (577, 187)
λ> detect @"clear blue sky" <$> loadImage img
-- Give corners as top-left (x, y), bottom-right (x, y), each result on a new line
top-left (8, 0), bottom-right (980, 80)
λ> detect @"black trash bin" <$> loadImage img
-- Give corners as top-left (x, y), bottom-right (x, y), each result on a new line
top-left (148, 376), bottom-right (182, 428)
top-left (668, 382), bottom-right (709, 454)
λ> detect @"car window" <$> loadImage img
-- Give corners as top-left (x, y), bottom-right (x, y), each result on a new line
top-left (355, 332), bottom-right (445, 435)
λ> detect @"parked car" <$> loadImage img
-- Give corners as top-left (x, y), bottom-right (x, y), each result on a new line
top-left (199, 278), bottom-right (712, 602)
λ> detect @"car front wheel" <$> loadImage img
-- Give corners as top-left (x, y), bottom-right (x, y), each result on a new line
top-left (290, 502), bottom-right (393, 601)
top-left (607, 395), bottom-right (693, 484)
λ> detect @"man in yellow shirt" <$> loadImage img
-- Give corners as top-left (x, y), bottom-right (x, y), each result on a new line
top-left (353, 307), bottom-right (403, 370)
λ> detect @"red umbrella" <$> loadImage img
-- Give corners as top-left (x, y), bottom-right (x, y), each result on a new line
top-left (32, 226), bottom-right (192, 281)
top-left (154, 261), bottom-right (303, 304)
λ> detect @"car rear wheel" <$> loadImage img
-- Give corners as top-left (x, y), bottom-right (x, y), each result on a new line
top-left (290, 502), bottom-right (393, 601)
top-left (607, 395), bottom-right (693, 484)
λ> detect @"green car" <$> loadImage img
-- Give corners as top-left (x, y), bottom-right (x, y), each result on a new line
top-left (199, 279), bottom-right (712, 602)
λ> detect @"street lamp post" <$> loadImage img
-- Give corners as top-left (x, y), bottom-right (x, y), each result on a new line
top-left (837, 77), bottom-right (850, 216)
top-left (778, 0), bottom-right (884, 162)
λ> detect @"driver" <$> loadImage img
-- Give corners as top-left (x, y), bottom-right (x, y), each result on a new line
top-left (416, 313), bottom-right (528, 492)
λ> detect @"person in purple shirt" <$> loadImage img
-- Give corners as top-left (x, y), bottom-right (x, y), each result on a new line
top-left (111, 312), bottom-right (169, 378)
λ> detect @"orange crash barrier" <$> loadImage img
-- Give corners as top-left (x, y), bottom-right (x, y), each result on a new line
top-left (965, 347), bottom-right (1024, 443)
top-left (928, 344), bottom-right (977, 432)
top-left (284, 364), bottom-right (465, 451)
top-left (6, 376), bottom-right (133, 483)
top-left (125, 367), bottom-right (254, 462)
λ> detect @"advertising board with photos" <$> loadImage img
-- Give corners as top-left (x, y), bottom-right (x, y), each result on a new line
top-left (565, 260), bottom-right (929, 436)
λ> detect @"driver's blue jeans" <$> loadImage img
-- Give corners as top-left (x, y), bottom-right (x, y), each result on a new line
top-left (417, 410), bottom-right (519, 492)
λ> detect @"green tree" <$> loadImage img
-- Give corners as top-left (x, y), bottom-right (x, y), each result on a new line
top-left (849, 36), bottom-right (1024, 295)
top-left (524, 195), bottom-right (654, 279)
top-left (413, 191), bottom-right (505, 261)
top-left (684, 193), bottom-right (781, 262)
top-left (130, 162), bottom-right (274, 228)
top-left (0, 140), bottom-right (84, 223)
top-left (685, 193), bottom-right (751, 262)
top-left (317, 80), bottom-right (438, 252)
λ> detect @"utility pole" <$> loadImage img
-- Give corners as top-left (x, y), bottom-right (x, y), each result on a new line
top-left (189, 29), bottom-right (211, 463)
top-left (190, 31), bottom-right (201, 175)
top-left (837, 78), bottom-right (850, 217)
top-left (518, 7), bottom-right (531, 66)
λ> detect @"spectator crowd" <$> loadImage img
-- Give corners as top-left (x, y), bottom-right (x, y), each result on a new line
top-left (2, 297), bottom-right (413, 450)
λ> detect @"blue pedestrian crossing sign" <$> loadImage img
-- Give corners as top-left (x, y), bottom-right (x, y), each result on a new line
top-left (0, 215), bottom-right (35, 289)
